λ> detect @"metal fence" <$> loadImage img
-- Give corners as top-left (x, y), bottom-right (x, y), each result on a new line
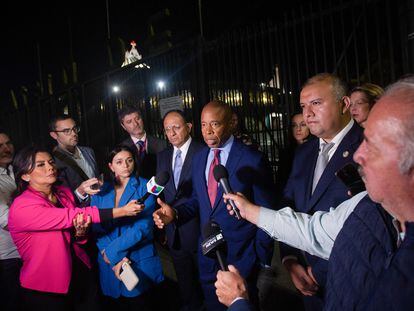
top-left (1, 0), bottom-right (409, 178)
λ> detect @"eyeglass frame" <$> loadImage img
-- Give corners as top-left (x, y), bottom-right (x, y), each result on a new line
top-left (53, 126), bottom-right (80, 136)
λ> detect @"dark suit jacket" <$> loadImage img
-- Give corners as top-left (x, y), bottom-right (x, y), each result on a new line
top-left (121, 135), bottom-right (166, 179)
top-left (280, 121), bottom-right (363, 286)
top-left (178, 139), bottom-right (277, 284)
top-left (228, 299), bottom-right (255, 311)
top-left (156, 139), bottom-right (204, 255)
top-left (53, 146), bottom-right (99, 198)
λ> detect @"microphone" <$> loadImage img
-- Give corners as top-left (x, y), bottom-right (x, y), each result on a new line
top-left (213, 164), bottom-right (241, 220)
top-left (137, 171), bottom-right (170, 204)
top-left (201, 221), bottom-right (228, 271)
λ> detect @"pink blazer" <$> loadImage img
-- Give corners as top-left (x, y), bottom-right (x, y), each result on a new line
top-left (8, 186), bottom-right (101, 294)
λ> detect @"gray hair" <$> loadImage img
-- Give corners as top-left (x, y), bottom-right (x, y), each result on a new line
top-left (383, 75), bottom-right (414, 174)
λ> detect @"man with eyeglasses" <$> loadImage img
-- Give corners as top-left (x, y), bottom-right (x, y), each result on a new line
top-left (49, 114), bottom-right (100, 204)
top-left (156, 110), bottom-right (204, 310)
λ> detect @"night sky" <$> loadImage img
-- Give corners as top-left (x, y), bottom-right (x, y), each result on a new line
top-left (0, 0), bottom-right (302, 102)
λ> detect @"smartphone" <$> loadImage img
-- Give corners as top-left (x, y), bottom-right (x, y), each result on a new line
top-left (335, 163), bottom-right (366, 195)
top-left (119, 261), bottom-right (139, 291)
top-left (90, 173), bottom-right (104, 190)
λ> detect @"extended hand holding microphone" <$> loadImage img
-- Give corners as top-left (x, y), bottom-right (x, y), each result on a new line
top-left (213, 164), bottom-right (241, 220)
top-left (201, 221), bottom-right (228, 271)
top-left (137, 171), bottom-right (170, 204)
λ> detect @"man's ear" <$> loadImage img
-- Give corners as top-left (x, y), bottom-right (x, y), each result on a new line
top-left (187, 123), bottom-right (193, 131)
top-left (342, 96), bottom-right (351, 114)
top-left (120, 122), bottom-right (126, 131)
top-left (49, 131), bottom-right (58, 140)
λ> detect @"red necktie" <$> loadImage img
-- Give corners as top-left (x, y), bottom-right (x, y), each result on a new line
top-left (207, 149), bottom-right (220, 208)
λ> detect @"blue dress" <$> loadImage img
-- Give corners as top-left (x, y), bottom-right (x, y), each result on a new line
top-left (91, 176), bottom-right (164, 298)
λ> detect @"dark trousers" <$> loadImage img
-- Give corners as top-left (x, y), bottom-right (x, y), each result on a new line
top-left (171, 251), bottom-right (204, 311)
top-left (0, 258), bottom-right (22, 311)
top-left (20, 255), bottom-right (99, 311)
top-left (20, 288), bottom-right (69, 311)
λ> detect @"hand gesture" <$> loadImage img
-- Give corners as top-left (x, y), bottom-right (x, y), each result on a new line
top-left (101, 249), bottom-right (111, 265)
top-left (284, 259), bottom-right (319, 296)
top-left (73, 213), bottom-right (92, 238)
top-left (215, 265), bottom-right (249, 307)
top-left (153, 198), bottom-right (176, 229)
top-left (77, 177), bottom-right (102, 196)
top-left (121, 200), bottom-right (144, 217)
top-left (112, 257), bottom-right (130, 281)
top-left (223, 192), bottom-right (260, 225)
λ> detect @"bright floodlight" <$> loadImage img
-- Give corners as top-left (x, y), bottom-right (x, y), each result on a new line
top-left (112, 85), bottom-right (120, 93)
top-left (157, 80), bottom-right (166, 90)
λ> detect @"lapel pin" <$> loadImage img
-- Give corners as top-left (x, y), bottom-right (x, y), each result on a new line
top-left (343, 151), bottom-right (349, 158)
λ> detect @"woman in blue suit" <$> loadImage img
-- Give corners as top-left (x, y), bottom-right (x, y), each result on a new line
top-left (92, 145), bottom-right (164, 310)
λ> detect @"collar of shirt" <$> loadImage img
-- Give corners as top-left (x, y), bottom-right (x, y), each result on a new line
top-left (131, 133), bottom-right (147, 150)
top-left (57, 146), bottom-right (81, 159)
top-left (205, 135), bottom-right (234, 182)
top-left (319, 119), bottom-right (354, 160)
top-left (172, 137), bottom-right (192, 169)
top-left (0, 165), bottom-right (14, 177)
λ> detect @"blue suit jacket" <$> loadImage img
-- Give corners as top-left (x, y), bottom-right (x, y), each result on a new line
top-left (91, 176), bottom-right (164, 298)
top-left (280, 121), bottom-right (363, 286)
top-left (156, 139), bottom-right (204, 254)
top-left (179, 139), bottom-right (277, 284)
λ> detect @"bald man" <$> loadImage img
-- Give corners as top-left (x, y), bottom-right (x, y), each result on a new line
top-left (154, 101), bottom-right (276, 311)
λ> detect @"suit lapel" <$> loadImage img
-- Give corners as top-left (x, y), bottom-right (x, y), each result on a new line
top-left (198, 148), bottom-right (212, 209)
top-left (211, 141), bottom-right (243, 212)
top-left (308, 123), bottom-right (361, 209)
top-left (119, 177), bottom-right (139, 206)
top-left (177, 141), bottom-right (195, 189)
top-left (165, 147), bottom-right (176, 197)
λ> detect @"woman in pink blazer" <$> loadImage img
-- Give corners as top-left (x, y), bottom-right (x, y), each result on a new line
top-left (8, 146), bottom-right (143, 310)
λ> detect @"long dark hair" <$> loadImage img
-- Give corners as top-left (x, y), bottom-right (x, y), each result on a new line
top-left (12, 145), bottom-right (51, 197)
top-left (107, 145), bottom-right (138, 185)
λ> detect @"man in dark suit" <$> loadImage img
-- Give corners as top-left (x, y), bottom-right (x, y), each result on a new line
top-left (49, 114), bottom-right (101, 310)
top-left (118, 105), bottom-right (166, 179)
top-left (157, 110), bottom-right (204, 311)
top-left (154, 101), bottom-right (276, 311)
top-left (49, 115), bottom-right (101, 204)
top-left (280, 73), bottom-right (363, 310)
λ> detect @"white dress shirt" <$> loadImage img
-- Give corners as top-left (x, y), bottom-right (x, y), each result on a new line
top-left (172, 137), bottom-right (192, 170)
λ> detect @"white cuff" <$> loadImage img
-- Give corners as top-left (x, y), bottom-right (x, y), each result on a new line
top-left (75, 189), bottom-right (89, 201)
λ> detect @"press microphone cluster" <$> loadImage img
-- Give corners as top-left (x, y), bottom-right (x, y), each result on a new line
top-left (137, 171), bottom-right (170, 204)
top-left (213, 164), bottom-right (241, 220)
top-left (201, 221), bottom-right (228, 271)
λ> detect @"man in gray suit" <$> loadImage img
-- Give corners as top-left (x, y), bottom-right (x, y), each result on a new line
top-left (49, 114), bottom-right (100, 204)
top-left (118, 105), bottom-right (166, 179)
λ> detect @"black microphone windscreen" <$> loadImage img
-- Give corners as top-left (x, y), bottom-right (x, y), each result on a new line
top-left (202, 221), bottom-right (221, 239)
top-left (155, 171), bottom-right (170, 186)
top-left (213, 164), bottom-right (228, 182)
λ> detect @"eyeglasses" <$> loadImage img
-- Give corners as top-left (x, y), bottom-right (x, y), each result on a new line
top-left (54, 126), bottom-right (80, 136)
top-left (164, 124), bottom-right (183, 133)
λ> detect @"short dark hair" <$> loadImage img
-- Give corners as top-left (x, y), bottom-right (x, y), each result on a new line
top-left (117, 105), bottom-right (143, 124)
top-left (0, 128), bottom-right (9, 136)
top-left (48, 114), bottom-right (74, 132)
top-left (162, 109), bottom-right (190, 124)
